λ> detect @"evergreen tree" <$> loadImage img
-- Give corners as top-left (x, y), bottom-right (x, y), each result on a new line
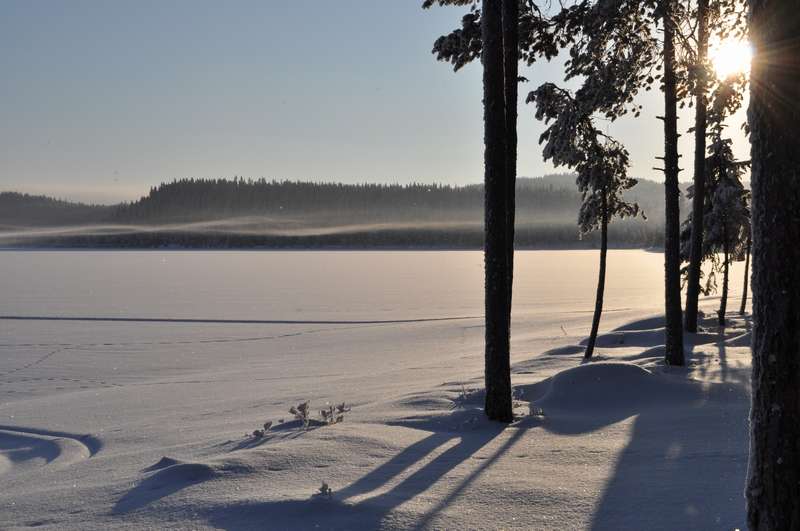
top-left (702, 136), bottom-right (750, 326)
top-left (679, 76), bottom-right (749, 327)
top-left (528, 0), bottom-right (686, 364)
top-left (746, 0), bottom-right (800, 526)
top-left (683, 0), bottom-right (749, 332)
top-left (427, 0), bottom-right (695, 365)
top-left (530, 83), bottom-right (641, 360)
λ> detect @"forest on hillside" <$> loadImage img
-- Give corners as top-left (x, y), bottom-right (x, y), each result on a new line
top-left (0, 175), bottom-right (681, 248)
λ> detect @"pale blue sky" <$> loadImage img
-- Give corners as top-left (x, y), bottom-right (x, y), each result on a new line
top-left (0, 1), bottom-right (749, 204)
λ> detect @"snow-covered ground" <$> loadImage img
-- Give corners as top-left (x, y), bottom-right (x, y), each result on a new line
top-left (0, 250), bottom-right (751, 530)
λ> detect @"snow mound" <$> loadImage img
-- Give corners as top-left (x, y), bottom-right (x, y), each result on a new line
top-left (113, 458), bottom-right (216, 514)
top-left (536, 362), bottom-right (663, 412)
top-left (142, 456), bottom-right (181, 472)
top-left (0, 428), bottom-right (91, 476)
top-left (543, 344), bottom-right (585, 356)
top-left (581, 329), bottom-right (665, 348)
top-left (144, 459), bottom-right (216, 484)
top-left (613, 315), bottom-right (664, 331)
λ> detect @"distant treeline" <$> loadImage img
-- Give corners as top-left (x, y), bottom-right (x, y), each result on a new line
top-left (115, 176), bottom-right (579, 224)
top-left (0, 192), bottom-right (114, 228)
top-left (0, 175), bottom-right (683, 249)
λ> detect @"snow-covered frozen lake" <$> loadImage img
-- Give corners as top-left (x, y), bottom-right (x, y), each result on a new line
top-left (0, 250), bottom-right (750, 530)
top-left (0, 249), bottom-right (676, 320)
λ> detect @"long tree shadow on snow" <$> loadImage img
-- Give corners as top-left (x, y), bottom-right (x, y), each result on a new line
top-left (587, 375), bottom-right (748, 529)
top-left (531, 342), bottom-right (749, 529)
top-left (203, 405), bottom-right (536, 530)
top-left (203, 314), bottom-right (750, 529)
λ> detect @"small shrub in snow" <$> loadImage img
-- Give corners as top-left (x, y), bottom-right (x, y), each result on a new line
top-left (251, 421), bottom-right (273, 439)
top-left (317, 481), bottom-right (333, 498)
top-left (290, 401), bottom-right (311, 428)
top-left (453, 384), bottom-right (475, 409)
top-left (529, 404), bottom-right (546, 417)
top-left (512, 387), bottom-right (526, 406)
top-left (320, 402), bottom-right (351, 425)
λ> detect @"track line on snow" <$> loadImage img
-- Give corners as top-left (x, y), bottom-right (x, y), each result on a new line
top-left (0, 315), bottom-right (481, 326)
top-left (0, 347), bottom-right (63, 378)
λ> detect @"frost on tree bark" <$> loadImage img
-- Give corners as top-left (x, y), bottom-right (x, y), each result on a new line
top-left (584, 188), bottom-right (608, 360)
top-left (746, 0), bottom-right (800, 527)
top-left (481, 0), bottom-right (513, 423)
top-left (740, 233), bottom-right (750, 315)
top-left (661, 0), bottom-right (685, 366)
top-left (684, 0), bottom-right (709, 333)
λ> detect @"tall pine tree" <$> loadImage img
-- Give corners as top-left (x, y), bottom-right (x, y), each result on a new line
top-left (660, 0), bottom-right (686, 365)
top-left (683, 0), bottom-right (710, 333)
top-left (480, 0), bottom-right (516, 423)
top-left (746, 0), bottom-right (800, 526)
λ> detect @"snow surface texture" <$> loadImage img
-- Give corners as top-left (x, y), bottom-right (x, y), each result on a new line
top-left (0, 250), bottom-right (751, 529)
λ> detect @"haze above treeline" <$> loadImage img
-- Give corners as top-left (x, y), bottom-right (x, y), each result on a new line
top-left (0, 175), bottom-right (684, 248)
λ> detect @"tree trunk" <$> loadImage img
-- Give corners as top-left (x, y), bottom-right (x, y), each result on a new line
top-left (718, 231), bottom-right (729, 326)
top-left (502, 0), bottom-right (518, 321)
top-left (684, 0), bottom-right (709, 333)
top-left (746, 0), bottom-right (800, 527)
top-left (585, 188), bottom-right (608, 360)
top-left (740, 232), bottom-right (750, 315)
top-left (662, 0), bottom-right (685, 366)
top-left (481, 0), bottom-right (513, 423)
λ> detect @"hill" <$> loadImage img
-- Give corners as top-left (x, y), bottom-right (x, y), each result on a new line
top-left (0, 175), bottom-right (684, 248)
top-left (0, 192), bottom-right (113, 227)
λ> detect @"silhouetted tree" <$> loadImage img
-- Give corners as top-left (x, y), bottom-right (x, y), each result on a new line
top-left (746, 0), bottom-right (800, 526)
top-left (480, 0), bottom-right (515, 423)
top-left (660, 0), bottom-right (686, 365)
top-left (683, 0), bottom-right (710, 332)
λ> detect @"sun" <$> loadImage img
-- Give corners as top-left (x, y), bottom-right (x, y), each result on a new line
top-left (708, 39), bottom-right (753, 80)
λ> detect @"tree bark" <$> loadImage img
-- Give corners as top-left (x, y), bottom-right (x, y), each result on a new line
top-left (585, 188), bottom-right (608, 360)
top-left (684, 0), bottom-right (709, 333)
top-left (502, 0), bottom-right (518, 320)
top-left (746, 0), bottom-right (800, 527)
top-left (740, 232), bottom-right (750, 315)
top-left (481, 0), bottom-right (513, 423)
top-left (718, 230), bottom-right (729, 326)
top-left (662, 0), bottom-right (685, 366)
